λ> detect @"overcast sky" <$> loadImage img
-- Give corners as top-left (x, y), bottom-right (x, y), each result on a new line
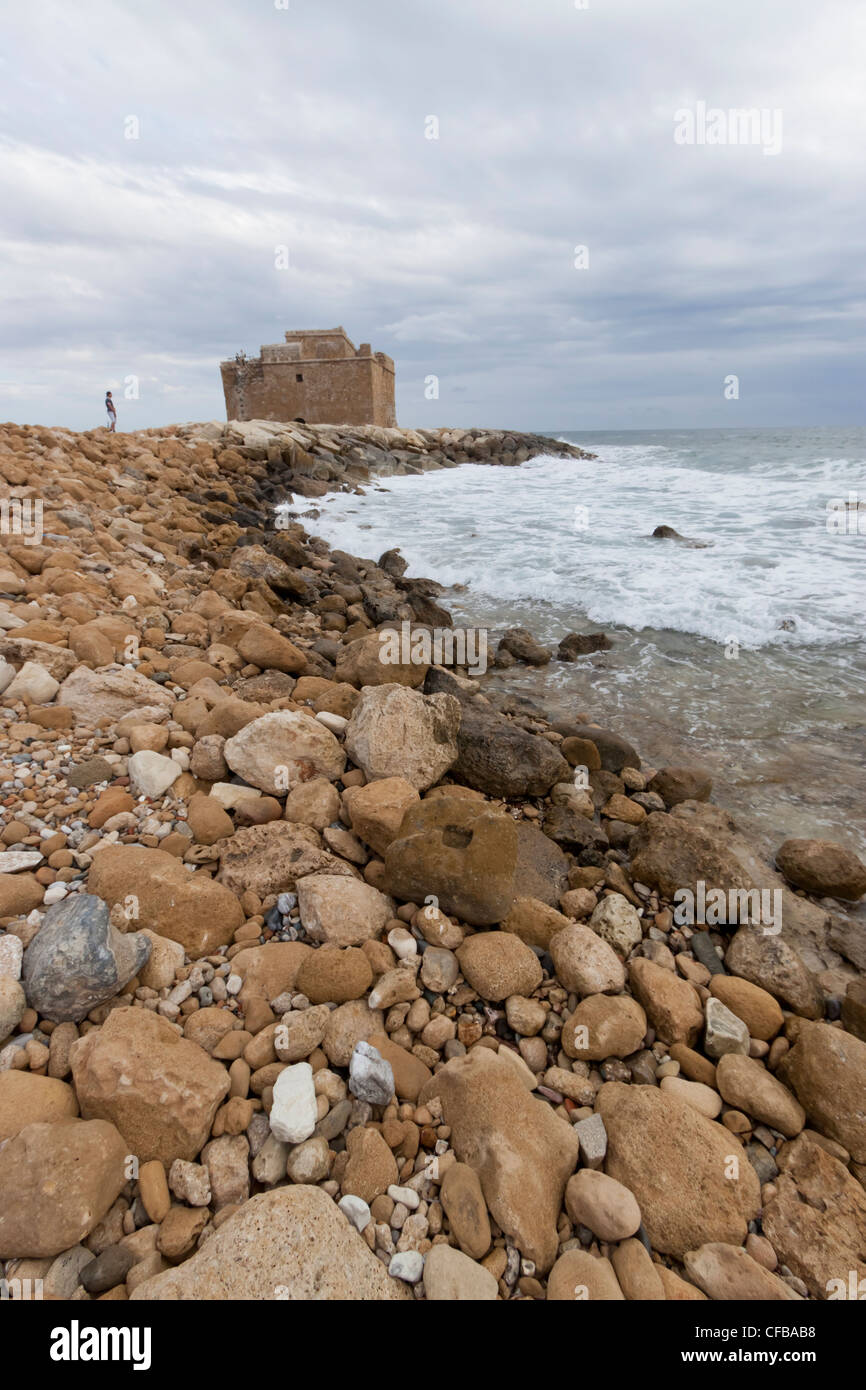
top-left (1, 0), bottom-right (864, 432)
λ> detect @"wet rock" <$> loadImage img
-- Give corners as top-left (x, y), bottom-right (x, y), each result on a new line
top-left (498, 627), bottom-right (551, 665)
top-left (451, 702), bottom-right (570, 797)
top-left (776, 838), bottom-right (866, 901)
top-left (557, 632), bottom-right (612, 660)
top-left (648, 766), bottom-right (713, 808)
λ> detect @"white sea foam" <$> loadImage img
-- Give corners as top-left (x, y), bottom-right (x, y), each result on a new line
top-left (299, 435), bottom-right (866, 651)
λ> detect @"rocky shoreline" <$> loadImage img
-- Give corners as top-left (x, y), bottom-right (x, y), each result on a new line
top-left (1, 415), bottom-right (865, 1303)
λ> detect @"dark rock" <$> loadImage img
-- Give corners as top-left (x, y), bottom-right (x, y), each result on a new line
top-left (557, 632), bottom-right (612, 660)
top-left (80, 1244), bottom-right (136, 1294)
top-left (689, 930), bottom-right (728, 976)
top-left (22, 894), bottom-right (151, 1023)
top-left (512, 822), bottom-right (570, 908)
top-left (543, 805), bottom-right (609, 853)
top-left (648, 767), bottom-right (713, 808)
top-left (497, 627), bottom-right (551, 666)
top-left (66, 757), bottom-right (116, 790)
top-left (452, 703), bottom-right (570, 798)
top-left (378, 548), bottom-right (408, 579)
top-left (551, 723), bottom-right (641, 774)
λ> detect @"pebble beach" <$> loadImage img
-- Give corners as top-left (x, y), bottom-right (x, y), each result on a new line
top-left (1, 415), bottom-right (865, 1304)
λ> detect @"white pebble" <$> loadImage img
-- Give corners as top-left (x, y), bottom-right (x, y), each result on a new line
top-left (338, 1194), bottom-right (372, 1232)
top-left (387, 1183), bottom-right (420, 1211)
top-left (42, 883), bottom-right (68, 906)
top-left (389, 1251), bottom-right (424, 1284)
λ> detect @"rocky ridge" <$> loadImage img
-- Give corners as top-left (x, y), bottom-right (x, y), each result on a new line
top-left (0, 416), bottom-right (865, 1303)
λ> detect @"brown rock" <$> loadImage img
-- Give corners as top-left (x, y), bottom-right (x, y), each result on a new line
top-left (423, 1243), bottom-right (498, 1300)
top-left (561, 994), bottom-right (647, 1060)
top-left (366, 1033), bottom-right (432, 1102)
top-left (231, 942), bottom-right (313, 1006)
top-left (501, 896), bottom-right (572, 950)
top-left (342, 1125), bottom-right (398, 1204)
top-left (216, 821), bottom-right (358, 899)
top-left (87, 845), bottom-right (243, 958)
top-left (322, 998), bottom-right (383, 1068)
top-left (384, 796), bottom-right (517, 927)
top-left (0, 1118), bottom-right (127, 1258)
top-left (420, 1048), bottom-right (579, 1272)
top-left (628, 957), bottom-right (703, 1045)
top-left (342, 777), bottom-right (420, 856)
top-left (70, 1008), bottom-right (230, 1166)
top-left (0, 873), bottom-right (44, 917)
top-left (0, 1071), bottom-right (78, 1141)
top-left (295, 947), bottom-right (373, 1005)
top-left (709, 975), bottom-right (784, 1041)
top-left (762, 1135), bottom-right (866, 1299)
top-left (440, 1162), bottom-right (491, 1259)
top-left (547, 1249), bottom-right (624, 1300)
top-left (777, 1021), bottom-right (866, 1161)
top-left (549, 923), bottom-right (625, 995)
top-left (716, 1053), bottom-right (805, 1138)
top-left (598, 1082), bottom-right (760, 1258)
top-left (724, 928), bottom-right (822, 1020)
top-left (682, 1242), bottom-right (801, 1300)
top-left (776, 838), bottom-right (866, 901)
top-left (565, 1168), bottom-right (642, 1241)
top-left (456, 932), bottom-right (542, 1003)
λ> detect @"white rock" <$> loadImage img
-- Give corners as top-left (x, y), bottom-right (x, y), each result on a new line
top-left (338, 1194), bottom-right (372, 1232)
top-left (0, 935), bottom-right (24, 981)
top-left (209, 782), bottom-right (262, 809)
top-left (705, 997), bottom-right (750, 1058)
top-left (4, 661), bottom-right (60, 704)
top-left (387, 926), bottom-right (418, 960)
top-left (315, 711), bottom-right (348, 734)
top-left (127, 750), bottom-right (182, 799)
top-left (389, 1250), bottom-right (425, 1283)
top-left (42, 882), bottom-right (68, 906)
top-left (349, 1039), bottom-right (394, 1106)
top-left (387, 1183), bottom-right (421, 1211)
top-left (224, 710), bottom-right (345, 794)
top-left (589, 893), bottom-right (643, 956)
top-left (344, 684), bottom-right (460, 792)
top-left (269, 1062), bottom-right (317, 1144)
top-left (0, 850), bottom-right (43, 873)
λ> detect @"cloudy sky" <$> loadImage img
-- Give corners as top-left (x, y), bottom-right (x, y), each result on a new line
top-left (1, 0), bottom-right (864, 432)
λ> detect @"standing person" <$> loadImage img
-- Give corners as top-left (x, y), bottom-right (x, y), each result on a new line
top-left (105, 390), bottom-right (117, 432)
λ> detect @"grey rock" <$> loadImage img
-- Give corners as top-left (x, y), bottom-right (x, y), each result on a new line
top-left (690, 930), bottom-right (728, 976)
top-left (348, 1040), bottom-right (394, 1106)
top-left (79, 1244), bottom-right (136, 1294)
top-left (704, 997), bottom-right (750, 1058)
top-left (22, 893), bottom-right (151, 1022)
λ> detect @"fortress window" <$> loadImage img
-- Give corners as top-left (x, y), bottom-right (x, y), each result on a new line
top-left (296, 373), bottom-right (303, 382)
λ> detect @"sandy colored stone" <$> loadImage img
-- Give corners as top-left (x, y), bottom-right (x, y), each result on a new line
top-left (565, 1168), bottom-right (641, 1241)
top-left (87, 844), bottom-right (243, 958)
top-left (216, 821), bottom-right (358, 898)
top-left (0, 1070), bottom-right (78, 1140)
top-left (598, 1081), bottom-right (761, 1259)
top-left (546, 1249), bottom-right (624, 1301)
top-left (501, 895), bottom-right (572, 950)
top-left (777, 1021), bottom-right (866, 1161)
top-left (762, 1134), bottom-right (866, 1299)
top-left (231, 942), bottom-right (313, 1005)
top-left (295, 946), bottom-right (373, 1004)
top-left (561, 993), bottom-right (647, 1060)
top-left (0, 873), bottom-right (44, 918)
top-left (549, 923), bottom-right (625, 995)
top-left (611, 1237), bottom-right (666, 1300)
top-left (423, 1243), bottom-right (498, 1300)
top-left (0, 1118), bottom-right (127, 1259)
top-left (384, 796), bottom-right (518, 927)
top-left (716, 1053), bottom-right (805, 1138)
top-left (283, 777), bottom-right (341, 829)
top-left (339, 778), bottom-right (417, 860)
top-left (683, 1242), bottom-right (801, 1300)
top-left (297, 874), bottom-right (394, 947)
top-left (224, 709), bottom-right (345, 794)
top-left (628, 956), bottom-right (703, 1045)
top-left (456, 931), bottom-right (542, 1003)
top-left (322, 998), bottom-right (384, 1068)
top-left (709, 975), bottom-right (784, 1041)
top-left (131, 1186), bottom-right (410, 1299)
top-left (70, 1007), bottom-right (230, 1166)
top-left (420, 1048), bottom-right (578, 1272)
top-left (342, 1125), bottom-right (399, 1203)
top-left (58, 665), bottom-right (174, 726)
top-left (366, 1033), bottom-right (432, 1101)
top-left (440, 1161), bottom-right (492, 1259)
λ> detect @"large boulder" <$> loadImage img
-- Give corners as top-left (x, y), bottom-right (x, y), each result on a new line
top-left (344, 684), bottom-right (460, 791)
top-left (87, 845), bottom-right (243, 959)
top-left (777, 1021), bottom-right (866, 1162)
top-left (0, 1118), bottom-right (127, 1258)
top-left (131, 1186), bottom-right (410, 1300)
top-left (762, 1136), bottom-right (866, 1299)
top-left (216, 821), bottom-right (359, 899)
top-left (22, 893), bottom-right (151, 1022)
top-left (451, 702), bottom-right (570, 797)
top-left (551, 722), bottom-right (640, 773)
top-left (384, 797), bottom-right (517, 926)
top-left (70, 1007), bottom-right (231, 1166)
top-left (597, 1082), bottom-right (761, 1258)
top-left (724, 928), bottom-right (822, 1020)
top-left (224, 710), bottom-right (345, 794)
top-left (775, 838), bottom-right (866, 901)
top-left (419, 1049), bottom-right (578, 1272)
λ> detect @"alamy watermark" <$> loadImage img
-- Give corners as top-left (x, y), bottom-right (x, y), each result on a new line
top-left (0, 496), bottom-right (44, 545)
top-left (674, 102), bottom-right (783, 157)
top-left (379, 620), bottom-right (488, 677)
top-left (826, 492), bottom-right (866, 535)
top-left (673, 879), bottom-right (782, 934)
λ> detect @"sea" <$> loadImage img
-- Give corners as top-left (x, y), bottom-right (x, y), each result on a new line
top-left (297, 426), bottom-right (866, 858)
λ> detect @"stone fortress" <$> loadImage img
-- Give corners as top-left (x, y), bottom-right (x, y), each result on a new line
top-left (220, 327), bottom-right (397, 427)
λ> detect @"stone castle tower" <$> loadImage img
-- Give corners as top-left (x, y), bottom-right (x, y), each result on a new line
top-left (220, 327), bottom-right (396, 427)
